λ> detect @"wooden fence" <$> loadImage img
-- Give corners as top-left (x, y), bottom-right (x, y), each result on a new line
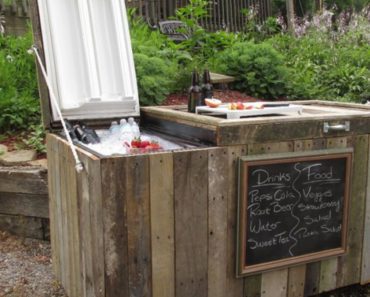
top-left (127, 0), bottom-right (273, 31)
top-left (1, 0), bottom-right (272, 35)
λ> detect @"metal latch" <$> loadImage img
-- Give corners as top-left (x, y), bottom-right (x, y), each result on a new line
top-left (323, 121), bottom-right (350, 133)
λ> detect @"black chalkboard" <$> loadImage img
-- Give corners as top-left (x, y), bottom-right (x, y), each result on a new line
top-left (237, 149), bottom-right (352, 276)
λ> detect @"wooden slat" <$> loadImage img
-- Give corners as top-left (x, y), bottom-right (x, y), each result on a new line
top-left (288, 266), bottom-right (306, 297)
top-left (58, 139), bottom-right (70, 295)
top-left (174, 150), bottom-right (208, 297)
top-left (251, 141), bottom-right (293, 297)
top-left (261, 269), bottom-right (288, 297)
top-left (150, 153), bottom-right (175, 297)
top-left (46, 135), bottom-right (59, 278)
top-left (362, 137), bottom-right (370, 284)
top-left (295, 139), bottom-right (326, 297)
top-left (304, 262), bottom-right (321, 297)
top-left (337, 135), bottom-right (368, 287)
top-left (318, 136), bottom-right (349, 293)
top-left (126, 155), bottom-right (152, 297)
top-left (101, 158), bottom-right (129, 297)
top-left (64, 142), bottom-right (75, 297)
top-left (66, 143), bottom-right (82, 297)
top-left (77, 156), bottom-right (95, 297)
top-left (244, 274), bottom-right (261, 297)
top-left (227, 145), bottom-right (246, 296)
top-left (208, 148), bottom-right (228, 297)
top-left (84, 153), bottom-right (105, 297)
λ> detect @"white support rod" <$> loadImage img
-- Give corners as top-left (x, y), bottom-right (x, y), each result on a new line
top-left (31, 45), bottom-right (84, 173)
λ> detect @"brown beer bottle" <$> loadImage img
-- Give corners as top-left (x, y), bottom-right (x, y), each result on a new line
top-left (201, 69), bottom-right (213, 105)
top-left (188, 70), bottom-right (202, 113)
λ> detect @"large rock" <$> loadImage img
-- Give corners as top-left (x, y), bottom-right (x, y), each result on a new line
top-left (0, 144), bottom-right (8, 155)
top-left (0, 150), bottom-right (37, 166)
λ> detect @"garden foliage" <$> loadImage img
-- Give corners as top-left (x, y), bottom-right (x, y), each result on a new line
top-left (213, 42), bottom-right (289, 99)
top-left (0, 2), bottom-right (369, 143)
top-left (0, 30), bottom-right (41, 134)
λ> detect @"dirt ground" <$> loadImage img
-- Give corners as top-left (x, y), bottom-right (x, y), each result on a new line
top-left (0, 231), bottom-right (66, 297)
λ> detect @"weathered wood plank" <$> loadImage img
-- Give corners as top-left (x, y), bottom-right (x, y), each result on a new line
top-left (244, 274), bottom-right (261, 297)
top-left (288, 265), bottom-right (306, 297)
top-left (208, 148), bottom-right (228, 297)
top-left (250, 141), bottom-right (293, 297)
top-left (337, 135), bottom-right (368, 287)
top-left (58, 139), bottom-right (70, 295)
top-left (319, 259), bottom-right (338, 293)
top-left (261, 269), bottom-right (288, 297)
top-left (362, 136), bottom-right (370, 284)
top-left (126, 155), bottom-right (152, 297)
top-left (46, 134), bottom-right (60, 280)
top-left (63, 141), bottom-right (74, 297)
top-left (0, 192), bottom-right (48, 218)
top-left (87, 156), bottom-right (104, 297)
top-left (319, 136), bottom-right (349, 293)
top-left (295, 139), bottom-right (326, 297)
top-left (101, 157), bottom-right (129, 297)
top-left (150, 153), bottom-right (175, 297)
top-left (65, 143), bottom-right (82, 297)
top-left (0, 167), bottom-right (48, 194)
top-left (0, 214), bottom-right (45, 240)
top-left (227, 145), bottom-right (246, 296)
top-left (174, 150), bottom-right (208, 297)
top-left (304, 262), bottom-right (321, 297)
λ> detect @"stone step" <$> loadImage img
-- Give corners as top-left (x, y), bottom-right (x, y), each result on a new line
top-left (0, 144), bottom-right (8, 155)
top-left (0, 149), bottom-right (37, 166)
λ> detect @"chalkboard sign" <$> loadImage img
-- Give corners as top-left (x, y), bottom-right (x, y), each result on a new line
top-left (237, 149), bottom-right (352, 276)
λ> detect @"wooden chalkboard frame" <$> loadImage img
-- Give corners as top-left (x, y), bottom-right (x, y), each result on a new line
top-left (237, 149), bottom-right (352, 277)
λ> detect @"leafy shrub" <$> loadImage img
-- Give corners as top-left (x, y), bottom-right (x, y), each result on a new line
top-left (134, 53), bottom-right (177, 105)
top-left (214, 42), bottom-right (289, 99)
top-left (0, 30), bottom-right (40, 133)
top-left (0, 97), bottom-right (40, 133)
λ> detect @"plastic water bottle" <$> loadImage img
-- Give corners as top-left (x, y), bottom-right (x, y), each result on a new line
top-left (120, 119), bottom-right (134, 143)
top-left (128, 117), bottom-right (140, 138)
top-left (119, 118), bottom-right (127, 128)
top-left (109, 121), bottom-right (120, 135)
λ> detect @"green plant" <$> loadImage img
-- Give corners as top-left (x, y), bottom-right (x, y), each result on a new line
top-left (272, 7), bottom-right (370, 100)
top-left (214, 42), bottom-right (289, 99)
top-left (0, 29), bottom-right (40, 132)
top-left (22, 124), bottom-right (46, 154)
top-left (134, 53), bottom-right (178, 105)
top-left (173, 0), bottom-right (244, 64)
top-left (0, 97), bottom-right (41, 133)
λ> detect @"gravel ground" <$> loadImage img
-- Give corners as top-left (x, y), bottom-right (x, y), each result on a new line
top-left (0, 231), bottom-right (67, 297)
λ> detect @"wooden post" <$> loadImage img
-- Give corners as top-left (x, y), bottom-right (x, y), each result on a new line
top-left (286, 0), bottom-right (295, 31)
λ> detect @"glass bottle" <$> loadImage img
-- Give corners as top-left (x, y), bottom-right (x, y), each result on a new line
top-left (201, 69), bottom-right (213, 105)
top-left (188, 70), bottom-right (202, 113)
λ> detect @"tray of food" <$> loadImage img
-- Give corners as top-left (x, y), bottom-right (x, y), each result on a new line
top-left (196, 99), bottom-right (303, 119)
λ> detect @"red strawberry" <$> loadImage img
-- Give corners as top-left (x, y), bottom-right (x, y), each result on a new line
top-left (140, 140), bottom-right (150, 148)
